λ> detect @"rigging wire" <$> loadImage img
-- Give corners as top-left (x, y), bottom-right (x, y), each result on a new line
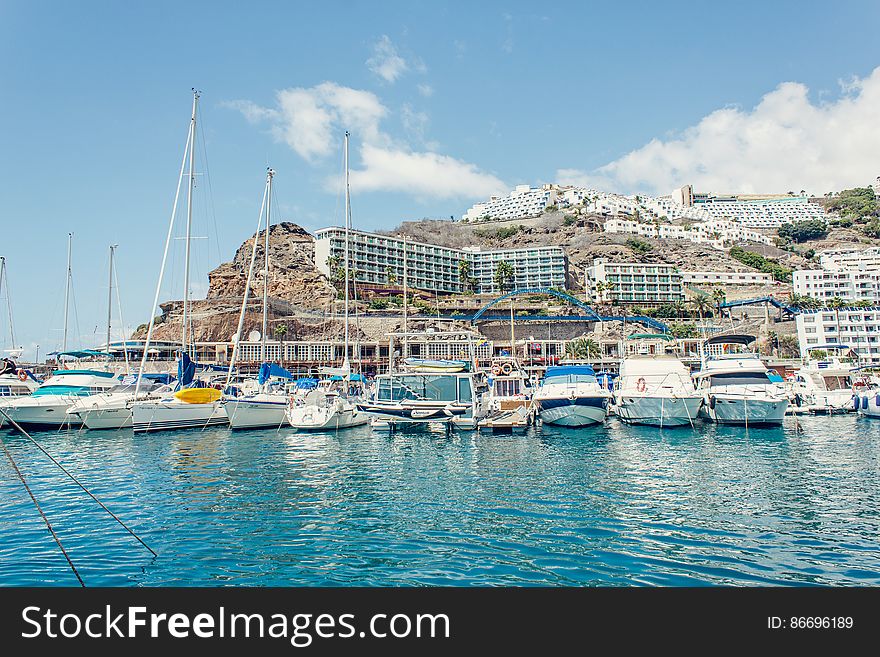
top-left (0, 407), bottom-right (157, 557)
top-left (0, 432), bottom-right (84, 586)
top-left (112, 251), bottom-right (132, 374)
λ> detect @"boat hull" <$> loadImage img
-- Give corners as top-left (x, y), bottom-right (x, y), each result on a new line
top-left (855, 392), bottom-right (880, 417)
top-left (614, 395), bottom-right (703, 427)
top-left (0, 398), bottom-right (82, 428)
top-left (700, 395), bottom-right (788, 425)
top-left (131, 400), bottom-right (228, 433)
top-left (288, 404), bottom-right (370, 430)
top-left (536, 396), bottom-right (608, 427)
top-left (78, 406), bottom-right (132, 429)
top-left (224, 398), bottom-right (289, 429)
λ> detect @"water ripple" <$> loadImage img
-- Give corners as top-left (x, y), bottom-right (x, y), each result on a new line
top-left (1, 414), bottom-right (879, 586)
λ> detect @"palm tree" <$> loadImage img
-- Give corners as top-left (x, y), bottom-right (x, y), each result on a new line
top-left (493, 260), bottom-right (515, 293)
top-left (565, 337), bottom-right (600, 360)
top-left (712, 288), bottom-right (726, 318)
top-left (458, 259), bottom-right (475, 293)
top-left (691, 296), bottom-right (713, 334)
top-left (274, 324), bottom-right (287, 364)
top-left (828, 296), bottom-right (846, 338)
top-left (385, 266), bottom-right (398, 286)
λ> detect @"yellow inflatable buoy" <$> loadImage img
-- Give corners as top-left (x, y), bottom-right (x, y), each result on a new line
top-left (174, 388), bottom-right (222, 404)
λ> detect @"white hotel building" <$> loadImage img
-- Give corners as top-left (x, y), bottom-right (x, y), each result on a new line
top-left (462, 184), bottom-right (559, 222)
top-left (682, 271), bottom-right (773, 286)
top-left (584, 259), bottom-right (685, 306)
top-left (817, 247), bottom-right (880, 273)
top-left (797, 309), bottom-right (880, 364)
top-left (314, 228), bottom-right (568, 295)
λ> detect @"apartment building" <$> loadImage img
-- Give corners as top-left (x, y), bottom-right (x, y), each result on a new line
top-left (669, 185), bottom-right (827, 228)
top-left (817, 248), bottom-right (880, 273)
top-left (602, 217), bottom-right (773, 249)
top-left (584, 258), bottom-right (685, 306)
top-left (793, 269), bottom-right (880, 302)
top-left (797, 308), bottom-right (880, 364)
top-left (314, 228), bottom-right (568, 295)
top-left (462, 184), bottom-right (559, 222)
top-left (682, 271), bottom-right (773, 286)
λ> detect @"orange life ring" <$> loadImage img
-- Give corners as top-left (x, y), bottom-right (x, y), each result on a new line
top-left (500, 362), bottom-right (513, 375)
top-left (491, 365), bottom-right (502, 376)
top-left (636, 377), bottom-right (647, 393)
top-left (17, 369), bottom-right (28, 382)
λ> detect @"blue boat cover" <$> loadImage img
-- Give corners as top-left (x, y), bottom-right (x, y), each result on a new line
top-left (545, 365), bottom-right (596, 378)
top-left (295, 377), bottom-right (318, 389)
top-left (177, 353), bottom-right (196, 389)
top-left (258, 362), bottom-right (296, 385)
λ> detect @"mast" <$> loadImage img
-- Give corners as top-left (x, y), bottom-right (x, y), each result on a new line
top-left (0, 257), bottom-right (15, 349)
top-left (261, 167), bottom-right (273, 362)
top-left (402, 234), bottom-right (408, 360)
top-left (343, 131), bottom-right (351, 370)
top-left (62, 233), bottom-right (72, 353)
top-left (134, 93), bottom-right (194, 398)
top-left (182, 89), bottom-right (199, 356)
top-left (106, 244), bottom-right (117, 355)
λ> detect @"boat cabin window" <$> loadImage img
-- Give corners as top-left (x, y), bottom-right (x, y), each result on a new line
top-left (821, 375), bottom-right (853, 391)
top-left (377, 375), bottom-right (467, 403)
top-left (708, 372), bottom-right (773, 386)
top-left (493, 379), bottom-right (521, 397)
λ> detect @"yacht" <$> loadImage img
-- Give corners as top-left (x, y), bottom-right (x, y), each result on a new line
top-left (0, 369), bottom-right (118, 429)
top-left (288, 378), bottom-right (370, 430)
top-left (224, 363), bottom-right (295, 429)
top-left (480, 357), bottom-right (535, 431)
top-left (693, 334), bottom-right (789, 426)
top-left (533, 365), bottom-right (612, 427)
top-left (613, 336), bottom-right (702, 427)
top-left (789, 344), bottom-right (857, 414)
top-left (66, 374), bottom-right (174, 429)
top-left (358, 369), bottom-right (487, 429)
top-left (0, 359), bottom-right (40, 401)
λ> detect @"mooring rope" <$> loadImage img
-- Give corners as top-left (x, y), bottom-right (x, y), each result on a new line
top-left (0, 434), bottom-right (85, 586)
top-left (0, 407), bottom-right (156, 557)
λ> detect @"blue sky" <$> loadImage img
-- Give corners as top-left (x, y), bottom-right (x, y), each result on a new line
top-left (2, 0), bottom-right (879, 359)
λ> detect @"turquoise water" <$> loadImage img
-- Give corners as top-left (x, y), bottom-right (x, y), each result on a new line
top-left (1, 416), bottom-right (879, 586)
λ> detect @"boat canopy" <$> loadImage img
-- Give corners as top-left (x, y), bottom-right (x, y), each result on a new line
top-left (50, 369), bottom-right (117, 378)
top-left (49, 350), bottom-right (114, 359)
top-left (703, 334), bottom-right (756, 346)
top-left (329, 373), bottom-right (366, 382)
top-left (295, 377), bottom-right (318, 389)
top-left (807, 344), bottom-right (852, 351)
top-left (258, 362), bottom-right (296, 385)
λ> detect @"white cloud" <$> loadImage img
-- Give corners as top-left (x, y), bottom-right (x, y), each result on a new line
top-left (501, 13), bottom-right (514, 54)
top-left (366, 35), bottom-right (409, 83)
top-left (227, 82), bottom-right (387, 162)
top-left (417, 83), bottom-right (434, 97)
top-left (228, 83), bottom-right (505, 201)
top-left (350, 144), bottom-right (507, 200)
top-left (556, 66), bottom-right (880, 196)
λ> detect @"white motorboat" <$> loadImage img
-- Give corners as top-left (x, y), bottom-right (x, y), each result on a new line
top-left (533, 365), bottom-right (612, 427)
top-left (480, 357), bottom-right (535, 431)
top-left (614, 352), bottom-right (702, 427)
top-left (288, 387), bottom-right (370, 430)
top-left (358, 370), bottom-right (487, 429)
top-left (0, 360), bottom-right (40, 401)
top-left (66, 375), bottom-right (174, 429)
top-left (789, 344), bottom-right (857, 414)
top-left (0, 369), bottom-right (118, 428)
top-left (693, 334), bottom-right (788, 426)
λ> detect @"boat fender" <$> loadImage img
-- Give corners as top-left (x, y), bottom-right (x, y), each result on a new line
top-left (500, 362), bottom-right (513, 375)
top-left (17, 369), bottom-right (28, 382)
top-left (794, 394), bottom-right (802, 408)
top-left (636, 377), bottom-right (646, 393)
top-left (875, 394), bottom-right (880, 409)
top-left (708, 395), bottom-right (716, 410)
top-left (853, 395), bottom-right (860, 411)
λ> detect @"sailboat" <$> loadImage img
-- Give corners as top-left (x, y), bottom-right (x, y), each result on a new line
top-left (222, 168), bottom-right (297, 429)
top-left (287, 131), bottom-right (369, 430)
top-left (0, 256), bottom-right (39, 400)
top-left (1, 235), bottom-right (118, 428)
top-left (131, 91), bottom-right (229, 433)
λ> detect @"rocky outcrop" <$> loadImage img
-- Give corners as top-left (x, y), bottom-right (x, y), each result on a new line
top-left (206, 222), bottom-right (336, 308)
